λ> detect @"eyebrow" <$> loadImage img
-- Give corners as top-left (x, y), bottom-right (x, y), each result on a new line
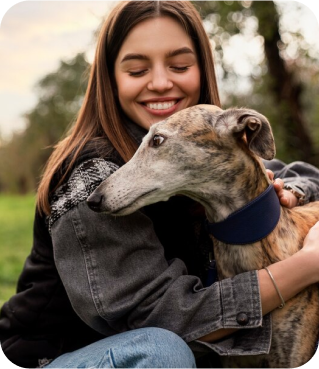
top-left (120, 47), bottom-right (195, 63)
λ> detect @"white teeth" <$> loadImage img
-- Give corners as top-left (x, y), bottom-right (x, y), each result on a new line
top-left (146, 101), bottom-right (176, 110)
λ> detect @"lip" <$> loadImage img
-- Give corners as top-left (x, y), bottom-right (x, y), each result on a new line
top-left (139, 98), bottom-right (183, 116)
top-left (110, 188), bottom-right (159, 215)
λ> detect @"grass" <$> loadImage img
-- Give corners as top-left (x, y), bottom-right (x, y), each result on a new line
top-left (0, 194), bottom-right (36, 306)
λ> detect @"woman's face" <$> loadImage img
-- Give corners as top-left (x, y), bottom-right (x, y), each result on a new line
top-left (114, 16), bottom-right (201, 130)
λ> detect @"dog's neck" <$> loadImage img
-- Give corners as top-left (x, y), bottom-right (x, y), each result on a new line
top-left (190, 157), bottom-right (271, 223)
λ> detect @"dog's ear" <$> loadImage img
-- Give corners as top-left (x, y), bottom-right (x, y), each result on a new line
top-left (217, 109), bottom-right (276, 160)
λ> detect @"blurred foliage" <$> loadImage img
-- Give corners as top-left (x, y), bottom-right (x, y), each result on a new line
top-left (193, 0), bottom-right (319, 165)
top-left (0, 53), bottom-right (90, 193)
top-left (0, 1), bottom-right (318, 195)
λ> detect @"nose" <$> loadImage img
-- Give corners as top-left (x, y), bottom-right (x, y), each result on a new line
top-left (87, 192), bottom-right (104, 212)
top-left (147, 68), bottom-right (173, 93)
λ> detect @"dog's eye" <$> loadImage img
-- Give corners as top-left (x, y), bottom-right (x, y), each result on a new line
top-left (150, 135), bottom-right (165, 147)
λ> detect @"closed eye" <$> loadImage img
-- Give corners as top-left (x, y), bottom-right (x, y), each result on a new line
top-left (149, 134), bottom-right (166, 148)
top-left (171, 66), bottom-right (190, 72)
top-left (128, 69), bottom-right (148, 77)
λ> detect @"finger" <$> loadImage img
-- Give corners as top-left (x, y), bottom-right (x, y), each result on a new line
top-left (266, 169), bottom-right (274, 181)
top-left (279, 195), bottom-right (289, 206)
top-left (273, 178), bottom-right (284, 190)
top-left (281, 191), bottom-right (298, 208)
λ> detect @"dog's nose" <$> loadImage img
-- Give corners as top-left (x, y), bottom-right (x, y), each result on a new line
top-left (87, 193), bottom-right (104, 212)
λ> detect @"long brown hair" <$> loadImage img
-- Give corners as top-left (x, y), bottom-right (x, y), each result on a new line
top-left (37, 0), bottom-right (221, 215)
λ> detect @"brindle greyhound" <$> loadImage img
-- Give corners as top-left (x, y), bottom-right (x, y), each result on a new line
top-left (88, 105), bottom-right (319, 368)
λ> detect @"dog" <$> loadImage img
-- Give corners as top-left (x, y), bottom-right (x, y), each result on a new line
top-left (87, 104), bottom-right (319, 368)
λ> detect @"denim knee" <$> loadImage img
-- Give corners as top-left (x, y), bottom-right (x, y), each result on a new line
top-left (45, 327), bottom-right (196, 368)
top-left (141, 327), bottom-right (196, 368)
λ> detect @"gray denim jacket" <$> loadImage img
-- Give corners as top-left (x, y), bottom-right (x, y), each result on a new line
top-left (48, 154), bottom-right (319, 357)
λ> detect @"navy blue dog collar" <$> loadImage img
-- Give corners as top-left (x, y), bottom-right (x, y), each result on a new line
top-left (206, 184), bottom-right (280, 245)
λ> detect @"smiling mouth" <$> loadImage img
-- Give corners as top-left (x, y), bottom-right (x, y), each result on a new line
top-left (111, 188), bottom-right (159, 215)
top-left (145, 101), bottom-right (176, 110)
top-left (141, 99), bottom-right (181, 111)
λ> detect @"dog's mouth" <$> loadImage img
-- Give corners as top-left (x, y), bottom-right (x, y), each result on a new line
top-left (110, 188), bottom-right (159, 215)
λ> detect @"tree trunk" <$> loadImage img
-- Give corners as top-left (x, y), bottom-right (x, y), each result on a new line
top-left (251, 1), bottom-right (316, 165)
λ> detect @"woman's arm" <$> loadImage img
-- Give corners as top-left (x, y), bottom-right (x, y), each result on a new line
top-left (199, 221), bottom-right (319, 342)
top-left (200, 159), bottom-right (319, 343)
top-left (50, 159), bottom-right (270, 356)
top-left (200, 160), bottom-right (319, 342)
top-left (259, 222), bottom-right (319, 315)
top-left (50, 158), bottom-right (319, 354)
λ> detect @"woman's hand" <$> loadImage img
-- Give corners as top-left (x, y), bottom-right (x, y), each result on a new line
top-left (258, 221), bottom-right (319, 316)
top-left (302, 221), bottom-right (319, 252)
top-left (299, 221), bottom-right (319, 284)
top-left (266, 170), bottom-right (298, 208)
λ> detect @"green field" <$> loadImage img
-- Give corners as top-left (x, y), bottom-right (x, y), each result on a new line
top-left (0, 194), bottom-right (36, 306)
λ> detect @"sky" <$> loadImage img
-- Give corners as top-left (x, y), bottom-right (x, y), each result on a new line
top-left (0, 0), bottom-right (319, 139)
top-left (0, 0), bottom-right (115, 140)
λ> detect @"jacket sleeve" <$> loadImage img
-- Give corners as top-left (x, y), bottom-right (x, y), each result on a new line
top-left (263, 159), bottom-right (319, 203)
top-left (49, 158), bottom-right (271, 357)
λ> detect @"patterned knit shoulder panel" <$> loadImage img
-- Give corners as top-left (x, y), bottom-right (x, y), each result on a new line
top-left (48, 158), bottom-right (119, 233)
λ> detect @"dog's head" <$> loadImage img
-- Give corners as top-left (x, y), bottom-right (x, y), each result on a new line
top-left (87, 105), bottom-right (275, 215)
top-left (209, 105), bottom-right (275, 160)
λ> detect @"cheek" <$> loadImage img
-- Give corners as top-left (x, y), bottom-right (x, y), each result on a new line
top-left (116, 78), bottom-right (136, 103)
top-left (115, 71), bottom-right (143, 106)
top-left (182, 68), bottom-right (201, 102)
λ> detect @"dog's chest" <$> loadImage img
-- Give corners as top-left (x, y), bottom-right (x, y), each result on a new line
top-left (212, 241), bottom-right (265, 279)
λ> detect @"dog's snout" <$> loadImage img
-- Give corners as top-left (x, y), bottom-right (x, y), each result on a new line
top-left (87, 192), bottom-right (104, 212)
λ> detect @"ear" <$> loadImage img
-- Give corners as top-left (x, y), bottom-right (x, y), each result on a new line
top-left (217, 108), bottom-right (276, 160)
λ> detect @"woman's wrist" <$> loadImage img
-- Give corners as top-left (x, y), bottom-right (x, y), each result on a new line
top-left (258, 249), bottom-right (318, 315)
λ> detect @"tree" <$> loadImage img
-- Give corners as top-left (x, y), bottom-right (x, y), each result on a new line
top-left (0, 53), bottom-right (90, 193)
top-left (193, 1), bottom-right (319, 166)
top-left (1, 3), bottom-right (319, 193)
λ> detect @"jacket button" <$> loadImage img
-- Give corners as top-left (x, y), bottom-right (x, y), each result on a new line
top-left (236, 312), bottom-right (249, 326)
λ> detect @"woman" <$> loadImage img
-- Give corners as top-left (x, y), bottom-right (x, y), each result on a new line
top-left (1, 1), bottom-right (319, 368)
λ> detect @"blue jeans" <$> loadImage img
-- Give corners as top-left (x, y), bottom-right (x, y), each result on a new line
top-left (45, 327), bottom-right (196, 368)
